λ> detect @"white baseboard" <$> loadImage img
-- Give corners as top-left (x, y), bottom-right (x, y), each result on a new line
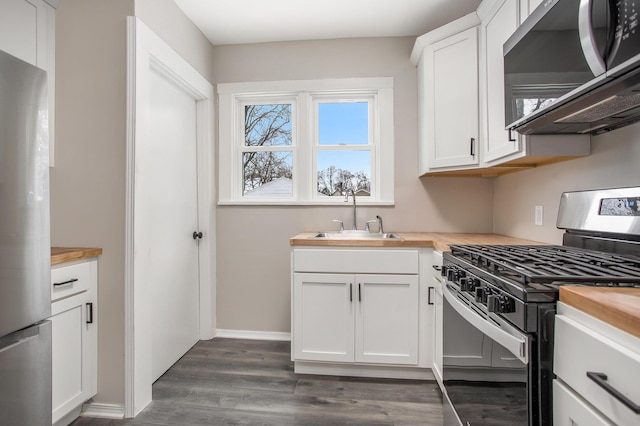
top-left (215, 329), bottom-right (291, 341)
top-left (81, 402), bottom-right (125, 419)
top-left (295, 361), bottom-right (434, 380)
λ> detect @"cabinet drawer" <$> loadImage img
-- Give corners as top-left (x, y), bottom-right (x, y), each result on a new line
top-left (554, 314), bottom-right (640, 426)
top-left (294, 249), bottom-right (419, 274)
top-left (553, 380), bottom-right (613, 426)
top-left (51, 261), bottom-right (91, 302)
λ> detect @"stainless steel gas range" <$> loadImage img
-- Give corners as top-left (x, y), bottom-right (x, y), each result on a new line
top-left (440, 187), bottom-right (640, 425)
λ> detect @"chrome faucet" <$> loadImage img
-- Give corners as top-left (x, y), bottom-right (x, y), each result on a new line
top-left (343, 189), bottom-right (357, 230)
top-left (365, 215), bottom-right (384, 233)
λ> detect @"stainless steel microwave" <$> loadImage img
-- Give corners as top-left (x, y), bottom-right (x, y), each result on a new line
top-left (504, 0), bottom-right (640, 135)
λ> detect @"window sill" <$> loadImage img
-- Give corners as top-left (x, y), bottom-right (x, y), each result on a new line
top-left (217, 200), bottom-right (395, 207)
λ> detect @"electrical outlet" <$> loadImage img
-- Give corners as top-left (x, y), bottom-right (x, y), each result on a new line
top-left (535, 205), bottom-right (543, 226)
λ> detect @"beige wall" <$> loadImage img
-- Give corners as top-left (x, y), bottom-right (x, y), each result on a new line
top-left (53, 0), bottom-right (133, 407)
top-left (134, 0), bottom-right (215, 83)
top-left (213, 38), bottom-right (495, 333)
top-left (493, 122), bottom-right (640, 244)
top-left (53, 0), bottom-right (215, 407)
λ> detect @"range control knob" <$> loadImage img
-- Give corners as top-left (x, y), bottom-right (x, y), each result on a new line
top-left (446, 267), bottom-right (457, 282)
top-left (467, 278), bottom-right (480, 292)
top-left (475, 286), bottom-right (491, 304)
top-left (441, 265), bottom-right (448, 278)
top-left (487, 294), bottom-right (516, 314)
top-left (459, 277), bottom-right (469, 290)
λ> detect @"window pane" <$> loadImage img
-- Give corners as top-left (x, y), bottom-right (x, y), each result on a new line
top-left (317, 150), bottom-right (371, 196)
top-left (318, 102), bottom-right (368, 145)
top-left (243, 151), bottom-right (293, 197)
top-left (245, 104), bottom-right (292, 147)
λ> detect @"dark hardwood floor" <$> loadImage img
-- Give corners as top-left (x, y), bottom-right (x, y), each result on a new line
top-left (72, 338), bottom-right (444, 425)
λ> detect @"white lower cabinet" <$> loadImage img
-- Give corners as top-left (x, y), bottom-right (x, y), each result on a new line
top-left (293, 273), bottom-right (354, 363)
top-left (553, 380), bottom-right (613, 426)
top-left (291, 247), bottom-right (428, 378)
top-left (50, 258), bottom-right (98, 426)
top-left (430, 251), bottom-right (444, 387)
top-left (554, 303), bottom-right (640, 426)
top-left (293, 273), bottom-right (419, 365)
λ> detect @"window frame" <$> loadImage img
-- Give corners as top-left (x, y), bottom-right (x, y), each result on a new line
top-left (218, 78), bottom-right (394, 205)
top-left (239, 97), bottom-right (297, 198)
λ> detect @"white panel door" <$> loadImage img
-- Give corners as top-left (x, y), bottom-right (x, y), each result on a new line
top-left (355, 274), bottom-right (419, 365)
top-left (146, 67), bottom-right (200, 382)
top-left (293, 273), bottom-right (354, 363)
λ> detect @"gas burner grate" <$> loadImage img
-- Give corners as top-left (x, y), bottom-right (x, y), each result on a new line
top-left (449, 245), bottom-right (640, 285)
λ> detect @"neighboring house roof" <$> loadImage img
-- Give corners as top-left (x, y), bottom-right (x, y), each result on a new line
top-left (244, 177), bottom-right (293, 197)
top-left (331, 188), bottom-right (370, 196)
top-left (244, 177), bottom-right (327, 197)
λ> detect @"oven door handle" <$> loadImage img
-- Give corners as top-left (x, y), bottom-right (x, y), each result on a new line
top-left (443, 284), bottom-right (529, 364)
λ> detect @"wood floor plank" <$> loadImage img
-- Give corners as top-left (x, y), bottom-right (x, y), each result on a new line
top-left (72, 338), bottom-right (443, 425)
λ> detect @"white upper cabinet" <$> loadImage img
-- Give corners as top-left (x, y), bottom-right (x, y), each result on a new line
top-left (0, 0), bottom-right (57, 166)
top-left (412, 13), bottom-right (481, 175)
top-left (521, 0), bottom-right (544, 21)
top-left (413, 0), bottom-right (590, 177)
top-left (478, 0), bottom-right (590, 167)
top-left (479, 0), bottom-right (521, 163)
top-left (421, 27), bottom-right (479, 171)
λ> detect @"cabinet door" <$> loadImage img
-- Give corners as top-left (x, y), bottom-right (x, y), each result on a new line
top-left (355, 274), bottom-right (419, 365)
top-left (521, 0), bottom-right (543, 21)
top-left (293, 273), bottom-right (354, 363)
top-left (432, 277), bottom-right (444, 385)
top-left (430, 251), bottom-right (444, 386)
top-left (421, 27), bottom-right (479, 171)
top-left (482, 0), bottom-right (521, 163)
top-left (0, 0), bottom-right (43, 66)
top-left (553, 380), bottom-right (614, 426)
top-left (51, 294), bottom-right (92, 424)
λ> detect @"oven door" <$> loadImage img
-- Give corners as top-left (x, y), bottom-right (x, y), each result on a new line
top-left (441, 283), bottom-right (531, 426)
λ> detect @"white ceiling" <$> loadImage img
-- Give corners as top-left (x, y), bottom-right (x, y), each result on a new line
top-left (173, 0), bottom-right (482, 46)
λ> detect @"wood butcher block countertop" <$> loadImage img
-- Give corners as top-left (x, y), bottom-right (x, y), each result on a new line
top-left (290, 232), bottom-right (543, 252)
top-left (51, 247), bottom-right (103, 266)
top-left (560, 286), bottom-right (640, 339)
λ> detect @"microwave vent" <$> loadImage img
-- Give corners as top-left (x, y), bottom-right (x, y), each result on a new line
top-left (555, 93), bottom-right (640, 123)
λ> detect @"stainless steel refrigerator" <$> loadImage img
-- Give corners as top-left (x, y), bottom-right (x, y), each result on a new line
top-left (0, 49), bottom-right (52, 425)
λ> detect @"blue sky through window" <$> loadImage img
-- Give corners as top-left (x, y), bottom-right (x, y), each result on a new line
top-left (317, 102), bottom-right (370, 179)
top-left (318, 102), bottom-right (368, 145)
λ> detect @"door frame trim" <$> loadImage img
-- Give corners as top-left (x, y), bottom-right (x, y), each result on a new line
top-left (124, 17), bottom-right (215, 418)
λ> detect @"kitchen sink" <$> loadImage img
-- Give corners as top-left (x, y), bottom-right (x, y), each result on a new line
top-left (311, 230), bottom-right (403, 240)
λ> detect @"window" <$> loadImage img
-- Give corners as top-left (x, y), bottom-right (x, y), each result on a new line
top-left (242, 102), bottom-right (294, 197)
top-left (316, 100), bottom-right (371, 197)
top-left (218, 78), bottom-right (394, 205)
